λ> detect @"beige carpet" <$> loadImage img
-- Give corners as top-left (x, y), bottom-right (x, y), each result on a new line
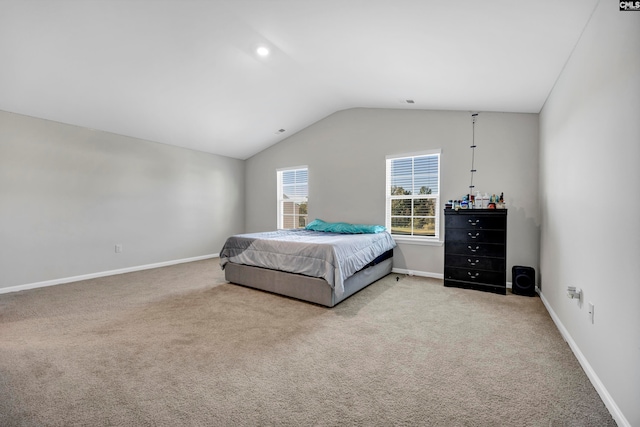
top-left (0, 259), bottom-right (615, 426)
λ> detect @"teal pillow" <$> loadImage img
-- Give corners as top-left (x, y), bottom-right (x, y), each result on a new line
top-left (305, 219), bottom-right (385, 234)
top-left (305, 219), bottom-right (330, 232)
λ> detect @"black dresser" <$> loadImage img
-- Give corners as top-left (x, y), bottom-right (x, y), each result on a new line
top-left (444, 209), bottom-right (507, 295)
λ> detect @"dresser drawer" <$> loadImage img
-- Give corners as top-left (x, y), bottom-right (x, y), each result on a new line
top-left (444, 267), bottom-right (505, 286)
top-left (445, 241), bottom-right (505, 257)
top-left (445, 229), bottom-right (505, 244)
top-left (445, 254), bottom-right (505, 271)
top-left (445, 214), bottom-right (506, 230)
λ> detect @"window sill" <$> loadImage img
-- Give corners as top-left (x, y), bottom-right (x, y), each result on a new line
top-left (391, 236), bottom-right (443, 247)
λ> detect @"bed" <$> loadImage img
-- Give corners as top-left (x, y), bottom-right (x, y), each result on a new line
top-left (219, 222), bottom-right (396, 307)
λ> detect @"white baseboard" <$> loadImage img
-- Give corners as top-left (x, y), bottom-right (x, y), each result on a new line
top-left (0, 253), bottom-right (219, 295)
top-left (391, 268), bottom-right (443, 280)
top-left (538, 291), bottom-right (630, 427)
top-left (392, 269), bottom-right (513, 289)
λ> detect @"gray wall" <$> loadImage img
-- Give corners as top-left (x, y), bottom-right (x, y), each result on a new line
top-left (245, 108), bottom-right (539, 280)
top-left (0, 110), bottom-right (245, 290)
top-left (539, 1), bottom-right (639, 425)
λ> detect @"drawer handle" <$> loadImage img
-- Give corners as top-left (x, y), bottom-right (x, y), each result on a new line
top-left (468, 272), bottom-right (480, 279)
top-left (467, 259), bottom-right (480, 266)
top-left (468, 232), bottom-right (480, 239)
top-left (468, 245), bottom-right (480, 252)
top-left (468, 219), bottom-right (480, 226)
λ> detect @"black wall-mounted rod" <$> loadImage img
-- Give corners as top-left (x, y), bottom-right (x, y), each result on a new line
top-left (469, 113), bottom-right (478, 197)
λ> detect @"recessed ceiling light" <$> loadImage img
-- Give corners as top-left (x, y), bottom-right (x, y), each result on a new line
top-left (256, 46), bottom-right (270, 57)
top-left (405, 99), bottom-right (415, 104)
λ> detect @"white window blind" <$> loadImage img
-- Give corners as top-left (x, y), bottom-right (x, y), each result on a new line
top-left (385, 151), bottom-right (440, 240)
top-left (277, 167), bottom-right (308, 229)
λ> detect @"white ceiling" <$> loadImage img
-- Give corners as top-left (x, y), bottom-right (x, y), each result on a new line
top-left (0, 0), bottom-right (598, 160)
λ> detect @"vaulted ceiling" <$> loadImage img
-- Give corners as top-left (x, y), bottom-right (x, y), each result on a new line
top-left (1, 0), bottom-right (598, 159)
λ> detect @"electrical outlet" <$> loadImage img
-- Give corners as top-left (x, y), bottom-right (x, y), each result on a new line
top-left (115, 244), bottom-right (123, 253)
top-left (588, 302), bottom-right (594, 324)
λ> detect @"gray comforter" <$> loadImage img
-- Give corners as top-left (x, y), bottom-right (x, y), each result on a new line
top-left (219, 229), bottom-right (396, 297)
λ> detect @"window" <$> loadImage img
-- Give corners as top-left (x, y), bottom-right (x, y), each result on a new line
top-left (385, 150), bottom-right (440, 241)
top-left (277, 166), bottom-right (308, 229)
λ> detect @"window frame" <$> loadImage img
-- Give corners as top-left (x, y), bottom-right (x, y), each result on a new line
top-left (385, 150), bottom-right (442, 245)
top-left (276, 166), bottom-right (309, 230)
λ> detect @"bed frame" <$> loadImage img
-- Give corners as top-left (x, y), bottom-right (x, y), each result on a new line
top-left (224, 250), bottom-right (393, 307)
